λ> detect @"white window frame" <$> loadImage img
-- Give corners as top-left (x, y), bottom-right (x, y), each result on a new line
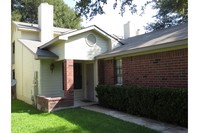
top-left (116, 59), bottom-right (122, 85)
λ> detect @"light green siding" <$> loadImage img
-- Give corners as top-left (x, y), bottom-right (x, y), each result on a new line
top-left (40, 60), bottom-right (63, 97)
top-left (49, 42), bottom-right (65, 61)
top-left (21, 31), bottom-right (39, 41)
top-left (64, 31), bottom-right (109, 60)
top-left (15, 40), bottom-right (41, 104)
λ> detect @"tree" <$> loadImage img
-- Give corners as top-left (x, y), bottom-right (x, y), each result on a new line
top-left (144, 0), bottom-right (188, 32)
top-left (11, 0), bottom-right (82, 29)
top-left (74, 0), bottom-right (188, 32)
top-left (74, 0), bottom-right (137, 20)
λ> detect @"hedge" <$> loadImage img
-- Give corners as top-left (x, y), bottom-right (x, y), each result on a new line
top-left (96, 85), bottom-right (188, 127)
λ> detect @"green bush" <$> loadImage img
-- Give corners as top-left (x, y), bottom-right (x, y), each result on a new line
top-left (96, 85), bottom-right (188, 127)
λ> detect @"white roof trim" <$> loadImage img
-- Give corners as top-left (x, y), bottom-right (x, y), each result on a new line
top-left (40, 25), bottom-right (123, 49)
top-left (59, 26), bottom-right (113, 40)
top-left (39, 36), bottom-right (67, 49)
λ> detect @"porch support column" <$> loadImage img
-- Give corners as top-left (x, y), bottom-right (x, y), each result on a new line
top-left (94, 60), bottom-right (99, 102)
top-left (63, 59), bottom-right (74, 106)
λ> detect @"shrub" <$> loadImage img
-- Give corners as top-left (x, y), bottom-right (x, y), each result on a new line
top-left (96, 85), bottom-right (188, 127)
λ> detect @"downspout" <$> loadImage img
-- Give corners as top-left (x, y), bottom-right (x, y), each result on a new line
top-left (22, 42), bottom-right (24, 98)
top-left (33, 71), bottom-right (38, 107)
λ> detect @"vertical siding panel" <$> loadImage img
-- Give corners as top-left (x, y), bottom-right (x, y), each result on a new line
top-left (65, 31), bottom-right (108, 60)
top-left (40, 60), bottom-right (64, 96)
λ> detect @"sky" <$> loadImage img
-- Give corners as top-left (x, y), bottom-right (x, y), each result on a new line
top-left (64, 0), bottom-right (158, 37)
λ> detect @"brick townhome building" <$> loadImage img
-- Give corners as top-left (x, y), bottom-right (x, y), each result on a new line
top-left (97, 24), bottom-right (188, 88)
top-left (11, 3), bottom-right (187, 112)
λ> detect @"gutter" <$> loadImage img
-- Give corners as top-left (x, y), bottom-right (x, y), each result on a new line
top-left (35, 54), bottom-right (59, 60)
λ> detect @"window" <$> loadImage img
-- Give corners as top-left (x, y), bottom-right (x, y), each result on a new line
top-left (12, 41), bottom-right (15, 54)
top-left (12, 42), bottom-right (15, 64)
top-left (12, 69), bottom-right (15, 79)
top-left (86, 34), bottom-right (96, 47)
top-left (74, 63), bottom-right (82, 89)
top-left (116, 59), bottom-right (122, 85)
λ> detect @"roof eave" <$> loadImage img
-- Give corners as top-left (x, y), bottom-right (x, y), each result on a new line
top-left (35, 55), bottom-right (59, 60)
top-left (96, 39), bottom-right (188, 59)
top-left (18, 39), bottom-right (59, 60)
top-left (39, 36), bottom-right (67, 49)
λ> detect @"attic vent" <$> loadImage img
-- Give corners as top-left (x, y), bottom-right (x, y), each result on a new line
top-left (86, 34), bottom-right (96, 47)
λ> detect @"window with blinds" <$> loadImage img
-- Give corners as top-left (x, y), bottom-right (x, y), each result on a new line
top-left (116, 59), bottom-right (122, 85)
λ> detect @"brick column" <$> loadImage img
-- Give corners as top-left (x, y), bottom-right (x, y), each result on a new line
top-left (63, 59), bottom-right (74, 106)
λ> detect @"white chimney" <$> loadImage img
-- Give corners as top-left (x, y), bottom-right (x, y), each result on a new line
top-left (123, 21), bottom-right (136, 39)
top-left (136, 29), bottom-right (140, 36)
top-left (38, 3), bottom-right (53, 43)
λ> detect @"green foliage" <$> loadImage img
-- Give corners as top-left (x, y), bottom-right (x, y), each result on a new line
top-left (96, 85), bottom-right (188, 127)
top-left (12, 99), bottom-right (158, 133)
top-left (144, 0), bottom-right (188, 32)
top-left (75, 0), bottom-right (137, 20)
top-left (11, 0), bottom-right (82, 29)
top-left (74, 0), bottom-right (188, 32)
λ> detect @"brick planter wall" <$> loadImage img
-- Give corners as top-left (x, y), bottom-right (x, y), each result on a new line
top-left (102, 48), bottom-right (188, 88)
top-left (37, 96), bottom-right (73, 112)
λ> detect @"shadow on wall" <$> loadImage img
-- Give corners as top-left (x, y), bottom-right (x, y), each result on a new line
top-left (87, 45), bottom-right (101, 59)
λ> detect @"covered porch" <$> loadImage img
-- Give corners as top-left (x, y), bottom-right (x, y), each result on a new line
top-left (37, 59), bottom-right (99, 112)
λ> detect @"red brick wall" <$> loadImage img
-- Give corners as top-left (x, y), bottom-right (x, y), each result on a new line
top-left (37, 96), bottom-right (49, 111)
top-left (103, 59), bottom-right (115, 85)
top-left (37, 96), bottom-right (73, 112)
top-left (98, 60), bottom-right (105, 84)
top-left (101, 49), bottom-right (188, 88)
top-left (63, 59), bottom-right (74, 106)
top-left (122, 49), bottom-right (188, 88)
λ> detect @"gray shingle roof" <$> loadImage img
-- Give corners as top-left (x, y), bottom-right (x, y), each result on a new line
top-left (97, 23), bottom-right (188, 58)
top-left (13, 21), bottom-right (75, 34)
top-left (18, 39), bottom-right (58, 59)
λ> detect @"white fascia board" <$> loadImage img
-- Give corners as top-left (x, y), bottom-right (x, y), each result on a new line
top-left (58, 35), bottom-right (68, 40)
top-left (96, 39), bottom-right (188, 59)
top-left (59, 26), bottom-right (95, 40)
top-left (18, 27), bottom-right (39, 32)
top-left (39, 36), bottom-right (68, 49)
top-left (59, 26), bottom-right (113, 40)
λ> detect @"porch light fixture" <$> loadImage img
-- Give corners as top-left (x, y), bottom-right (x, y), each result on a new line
top-left (50, 63), bottom-right (55, 73)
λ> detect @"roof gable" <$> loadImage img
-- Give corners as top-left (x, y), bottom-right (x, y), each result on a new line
top-left (39, 25), bottom-right (122, 49)
top-left (12, 21), bottom-right (75, 34)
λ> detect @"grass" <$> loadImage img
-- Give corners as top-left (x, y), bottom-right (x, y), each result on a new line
top-left (12, 99), bottom-right (160, 133)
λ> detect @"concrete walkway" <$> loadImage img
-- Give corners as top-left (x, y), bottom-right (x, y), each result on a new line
top-left (82, 105), bottom-right (188, 133)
